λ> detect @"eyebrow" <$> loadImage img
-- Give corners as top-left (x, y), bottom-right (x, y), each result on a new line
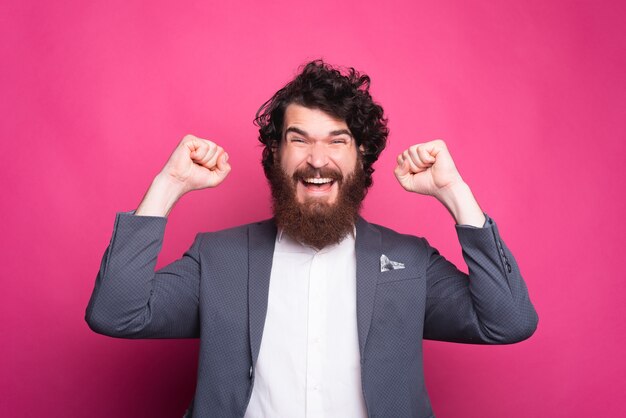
top-left (284, 126), bottom-right (353, 139)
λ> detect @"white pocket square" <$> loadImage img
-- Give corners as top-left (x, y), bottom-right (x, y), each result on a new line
top-left (380, 254), bottom-right (405, 272)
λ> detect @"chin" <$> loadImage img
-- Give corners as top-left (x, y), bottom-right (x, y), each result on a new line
top-left (298, 195), bottom-right (338, 206)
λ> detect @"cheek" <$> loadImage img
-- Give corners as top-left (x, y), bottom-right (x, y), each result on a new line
top-left (334, 146), bottom-right (359, 168)
top-left (279, 148), bottom-right (302, 168)
top-left (280, 160), bottom-right (300, 177)
top-left (336, 155), bottom-right (359, 175)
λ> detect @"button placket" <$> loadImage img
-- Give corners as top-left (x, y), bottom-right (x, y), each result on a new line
top-left (306, 253), bottom-right (327, 417)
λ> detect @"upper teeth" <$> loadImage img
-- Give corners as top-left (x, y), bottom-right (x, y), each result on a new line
top-left (304, 178), bottom-right (333, 184)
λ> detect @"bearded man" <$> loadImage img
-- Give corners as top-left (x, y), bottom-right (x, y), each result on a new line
top-left (86, 60), bottom-right (538, 418)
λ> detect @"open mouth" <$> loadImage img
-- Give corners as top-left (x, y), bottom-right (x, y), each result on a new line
top-left (300, 177), bottom-right (336, 192)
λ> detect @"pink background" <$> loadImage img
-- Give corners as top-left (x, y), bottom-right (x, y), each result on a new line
top-left (2, 0), bottom-right (625, 416)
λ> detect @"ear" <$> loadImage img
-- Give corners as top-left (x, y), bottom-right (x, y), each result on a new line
top-left (358, 144), bottom-right (366, 167)
top-left (271, 139), bottom-right (280, 154)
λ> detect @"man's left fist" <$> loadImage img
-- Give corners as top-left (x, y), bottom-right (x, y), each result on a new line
top-left (394, 139), bottom-right (464, 197)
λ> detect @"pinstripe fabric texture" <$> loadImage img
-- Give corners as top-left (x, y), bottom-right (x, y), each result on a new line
top-left (86, 213), bottom-right (538, 418)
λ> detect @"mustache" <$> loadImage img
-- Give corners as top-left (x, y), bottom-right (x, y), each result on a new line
top-left (292, 166), bottom-right (343, 182)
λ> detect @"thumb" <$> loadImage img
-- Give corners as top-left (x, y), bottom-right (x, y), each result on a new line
top-left (394, 157), bottom-right (410, 178)
top-left (216, 152), bottom-right (231, 174)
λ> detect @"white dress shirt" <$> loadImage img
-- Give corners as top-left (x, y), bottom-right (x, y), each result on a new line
top-left (244, 230), bottom-right (367, 418)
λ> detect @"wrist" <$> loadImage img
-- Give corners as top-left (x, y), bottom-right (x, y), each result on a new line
top-left (154, 171), bottom-right (188, 197)
top-left (135, 173), bottom-right (187, 217)
top-left (435, 181), bottom-right (485, 227)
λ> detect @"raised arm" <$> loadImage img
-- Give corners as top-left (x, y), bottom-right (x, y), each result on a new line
top-left (85, 135), bottom-right (231, 338)
top-left (394, 139), bottom-right (537, 343)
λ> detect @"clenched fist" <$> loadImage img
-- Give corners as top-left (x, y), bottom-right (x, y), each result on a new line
top-left (135, 135), bottom-right (231, 217)
top-left (162, 134), bottom-right (231, 194)
top-left (394, 139), bottom-right (463, 199)
top-left (393, 139), bottom-right (485, 226)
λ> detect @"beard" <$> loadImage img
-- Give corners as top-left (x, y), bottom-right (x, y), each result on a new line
top-left (268, 159), bottom-right (368, 249)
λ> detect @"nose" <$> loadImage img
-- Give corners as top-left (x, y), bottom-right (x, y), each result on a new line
top-left (306, 142), bottom-right (329, 168)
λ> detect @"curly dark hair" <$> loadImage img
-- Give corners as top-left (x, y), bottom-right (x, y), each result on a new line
top-left (254, 60), bottom-right (389, 189)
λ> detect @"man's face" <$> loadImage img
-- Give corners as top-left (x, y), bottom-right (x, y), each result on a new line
top-left (268, 103), bottom-right (367, 248)
top-left (278, 104), bottom-right (360, 206)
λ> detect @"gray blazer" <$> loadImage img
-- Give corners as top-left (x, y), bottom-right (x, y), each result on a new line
top-left (86, 213), bottom-right (537, 418)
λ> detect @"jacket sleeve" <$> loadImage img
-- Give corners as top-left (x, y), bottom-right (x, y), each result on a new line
top-left (85, 212), bottom-right (202, 339)
top-left (422, 215), bottom-right (538, 344)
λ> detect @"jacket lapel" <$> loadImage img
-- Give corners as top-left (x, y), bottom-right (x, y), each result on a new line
top-left (355, 216), bottom-right (382, 358)
top-left (247, 217), bottom-right (381, 362)
top-left (248, 219), bottom-right (277, 366)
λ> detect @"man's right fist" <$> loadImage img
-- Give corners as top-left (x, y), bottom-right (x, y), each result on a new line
top-left (161, 134), bottom-right (231, 194)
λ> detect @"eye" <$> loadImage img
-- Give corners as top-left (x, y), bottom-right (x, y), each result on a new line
top-left (290, 137), bottom-right (306, 143)
top-left (331, 138), bottom-right (348, 144)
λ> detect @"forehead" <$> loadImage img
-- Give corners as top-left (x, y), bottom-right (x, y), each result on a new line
top-left (283, 104), bottom-right (349, 136)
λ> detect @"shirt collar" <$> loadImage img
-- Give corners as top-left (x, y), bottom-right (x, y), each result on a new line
top-left (276, 226), bottom-right (357, 254)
